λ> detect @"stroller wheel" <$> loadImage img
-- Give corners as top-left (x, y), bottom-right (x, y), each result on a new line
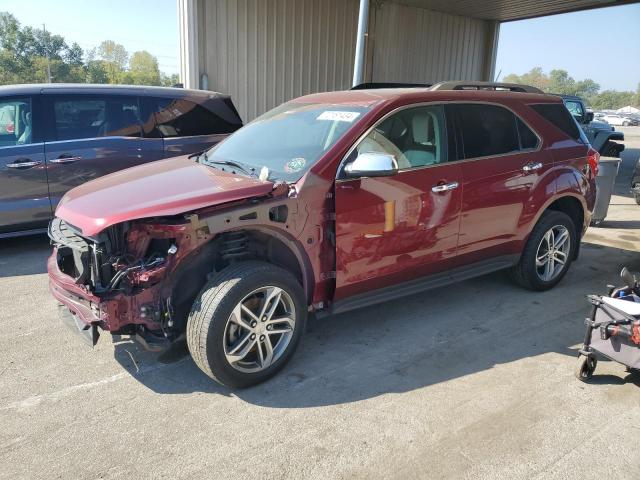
top-left (575, 355), bottom-right (597, 382)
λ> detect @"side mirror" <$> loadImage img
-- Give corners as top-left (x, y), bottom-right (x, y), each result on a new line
top-left (344, 152), bottom-right (398, 178)
top-left (585, 112), bottom-right (594, 124)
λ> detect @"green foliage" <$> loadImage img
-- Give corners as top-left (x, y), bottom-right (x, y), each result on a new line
top-left (0, 11), bottom-right (176, 87)
top-left (503, 67), bottom-right (638, 109)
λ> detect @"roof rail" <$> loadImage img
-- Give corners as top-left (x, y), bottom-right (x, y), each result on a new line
top-left (351, 82), bottom-right (432, 90)
top-left (430, 81), bottom-right (543, 94)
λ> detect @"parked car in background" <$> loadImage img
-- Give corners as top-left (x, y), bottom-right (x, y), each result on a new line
top-left (560, 95), bottom-right (625, 157)
top-left (631, 157), bottom-right (640, 205)
top-left (0, 84), bottom-right (242, 238)
top-left (48, 81), bottom-right (597, 388)
top-left (601, 113), bottom-right (639, 126)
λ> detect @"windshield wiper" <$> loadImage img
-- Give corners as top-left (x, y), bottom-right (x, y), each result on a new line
top-left (200, 153), bottom-right (256, 177)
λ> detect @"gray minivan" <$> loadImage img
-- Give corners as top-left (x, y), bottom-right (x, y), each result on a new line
top-left (0, 84), bottom-right (242, 238)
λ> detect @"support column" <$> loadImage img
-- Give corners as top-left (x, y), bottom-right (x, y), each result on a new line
top-left (483, 20), bottom-right (500, 82)
top-left (352, 0), bottom-right (370, 87)
top-left (178, 0), bottom-right (199, 89)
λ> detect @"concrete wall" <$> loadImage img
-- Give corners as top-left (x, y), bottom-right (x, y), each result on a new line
top-left (187, 0), bottom-right (499, 121)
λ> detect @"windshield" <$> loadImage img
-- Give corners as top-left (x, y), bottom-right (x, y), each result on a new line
top-left (204, 102), bottom-right (371, 182)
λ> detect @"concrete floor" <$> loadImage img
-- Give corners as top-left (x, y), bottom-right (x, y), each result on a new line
top-left (1, 129), bottom-right (639, 480)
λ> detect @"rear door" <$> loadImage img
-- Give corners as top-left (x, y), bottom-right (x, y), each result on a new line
top-left (0, 94), bottom-right (51, 234)
top-left (44, 94), bottom-right (148, 210)
top-left (147, 96), bottom-right (242, 158)
top-left (334, 104), bottom-right (462, 299)
top-left (449, 103), bottom-right (549, 265)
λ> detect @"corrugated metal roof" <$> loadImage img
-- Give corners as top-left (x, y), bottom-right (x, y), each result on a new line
top-left (389, 0), bottom-right (637, 21)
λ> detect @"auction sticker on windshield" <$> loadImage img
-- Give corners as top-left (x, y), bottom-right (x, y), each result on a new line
top-left (317, 111), bottom-right (361, 122)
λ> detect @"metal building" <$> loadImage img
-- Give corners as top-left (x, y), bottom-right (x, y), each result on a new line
top-left (178, 0), bottom-right (631, 121)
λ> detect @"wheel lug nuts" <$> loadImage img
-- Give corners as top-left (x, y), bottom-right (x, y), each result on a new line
top-left (266, 325), bottom-right (272, 331)
top-left (262, 316), bottom-right (267, 322)
top-left (251, 321), bottom-right (257, 327)
top-left (260, 335), bottom-right (265, 341)
top-left (250, 333), bottom-right (256, 339)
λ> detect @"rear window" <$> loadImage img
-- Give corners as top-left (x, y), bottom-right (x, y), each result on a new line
top-left (451, 104), bottom-right (520, 159)
top-left (148, 97), bottom-right (242, 138)
top-left (531, 103), bottom-right (581, 141)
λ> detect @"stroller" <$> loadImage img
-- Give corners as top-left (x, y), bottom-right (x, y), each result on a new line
top-left (576, 267), bottom-right (640, 381)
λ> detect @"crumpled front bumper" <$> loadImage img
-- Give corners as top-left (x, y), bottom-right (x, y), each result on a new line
top-left (48, 253), bottom-right (104, 346)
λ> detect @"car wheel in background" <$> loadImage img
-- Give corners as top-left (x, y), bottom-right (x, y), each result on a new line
top-left (511, 211), bottom-right (577, 291)
top-left (186, 261), bottom-right (306, 389)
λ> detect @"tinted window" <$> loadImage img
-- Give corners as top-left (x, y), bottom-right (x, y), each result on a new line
top-left (517, 118), bottom-right (539, 150)
top-left (355, 105), bottom-right (448, 169)
top-left (150, 97), bottom-right (241, 138)
top-left (531, 103), bottom-right (581, 141)
top-left (452, 104), bottom-right (519, 159)
top-left (0, 97), bottom-right (32, 147)
top-left (52, 96), bottom-right (142, 141)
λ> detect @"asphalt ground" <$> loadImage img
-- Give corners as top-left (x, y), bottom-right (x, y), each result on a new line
top-left (0, 127), bottom-right (639, 479)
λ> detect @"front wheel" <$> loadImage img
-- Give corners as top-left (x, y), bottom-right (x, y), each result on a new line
top-left (186, 261), bottom-right (307, 388)
top-left (511, 210), bottom-right (577, 291)
top-left (575, 355), bottom-right (597, 382)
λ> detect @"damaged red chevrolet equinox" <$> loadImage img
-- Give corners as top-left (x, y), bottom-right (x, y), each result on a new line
top-left (48, 82), bottom-right (597, 388)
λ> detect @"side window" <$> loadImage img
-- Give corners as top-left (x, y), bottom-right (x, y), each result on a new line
top-left (0, 97), bottom-right (32, 147)
top-left (530, 103), bottom-right (581, 141)
top-left (355, 105), bottom-right (448, 169)
top-left (148, 97), bottom-right (241, 138)
top-left (51, 96), bottom-right (141, 141)
top-left (516, 118), bottom-right (539, 150)
top-left (452, 104), bottom-right (519, 159)
top-left (564, 100), bottom-right (584, 120)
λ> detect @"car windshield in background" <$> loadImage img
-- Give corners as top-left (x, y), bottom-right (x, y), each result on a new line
top-left (205, 102), bottom-right (371, 182)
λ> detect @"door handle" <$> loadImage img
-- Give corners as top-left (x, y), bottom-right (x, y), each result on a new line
top-left (6, 159), bottom-right (42, 169)
top-left (431, 181), bottom-right (459, 193)
top-left (50, 155), bottom-right (83, 164)
top-left (522, 162), bottom-right (543, 172)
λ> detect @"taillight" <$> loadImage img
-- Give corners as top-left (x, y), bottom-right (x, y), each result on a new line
top-left (587, 147), bottom-right (599, 177)
top-left (6, 122), bottom-right (14, 134)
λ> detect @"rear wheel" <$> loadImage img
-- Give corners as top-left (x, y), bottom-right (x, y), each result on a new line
top-left (186, 261), bottom-right (306, 388)
top-left (511, 211), bottom-right (577, 291)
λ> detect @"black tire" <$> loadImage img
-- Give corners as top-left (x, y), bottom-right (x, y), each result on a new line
top-left (575, 355), bottom-right (597, 382)
top-left (622, 121), bottom-right (630, 127)
top-left (510, 210), bottom-right (577, 291)
top-left (186, 261), bottom-right (307, 389)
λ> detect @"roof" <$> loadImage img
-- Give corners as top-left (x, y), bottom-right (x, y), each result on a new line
top-left (390, 0), bottom-right (637, 22)
top-left (0, 83), bottom-right (227, 98)
top-left (292, 85), bottom-right (561, 107)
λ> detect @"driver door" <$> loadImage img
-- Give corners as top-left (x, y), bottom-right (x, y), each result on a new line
top-left (334, 104), bottom-right (463, 300)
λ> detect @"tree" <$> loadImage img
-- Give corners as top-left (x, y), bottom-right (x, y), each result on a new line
top-left (161, 72), bottom-right (180, 87)
top-left (128, 50), bottom-right (160, 85)
top-left (96, 40), bottom-right (128, 83)
top-left (65, 42), bottom-right (84, 66)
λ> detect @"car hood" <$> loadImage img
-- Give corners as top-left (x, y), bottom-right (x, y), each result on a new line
top-left (56, 155), bottom-right (275, 237)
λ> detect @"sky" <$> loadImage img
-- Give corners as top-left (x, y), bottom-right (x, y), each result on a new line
top-left (495, 3), bottom-right (640, 91)
top-left (1, 0), bottom-right (180, 74)
top-left (1, 1), bottom-right (639, 91)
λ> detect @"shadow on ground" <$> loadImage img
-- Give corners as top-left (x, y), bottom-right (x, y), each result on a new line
top-left (0, 235), bottom-right (50, 277)
top-left (108, 242), bottom-right (640, 407)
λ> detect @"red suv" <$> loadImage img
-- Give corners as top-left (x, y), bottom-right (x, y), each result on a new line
top-left (48, 82), bottom-right (597, 388)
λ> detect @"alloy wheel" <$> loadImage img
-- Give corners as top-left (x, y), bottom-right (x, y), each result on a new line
top-left (535, 225), bottom-right (571, 282)
top-left (223, 286), bottom-right (296, 373)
